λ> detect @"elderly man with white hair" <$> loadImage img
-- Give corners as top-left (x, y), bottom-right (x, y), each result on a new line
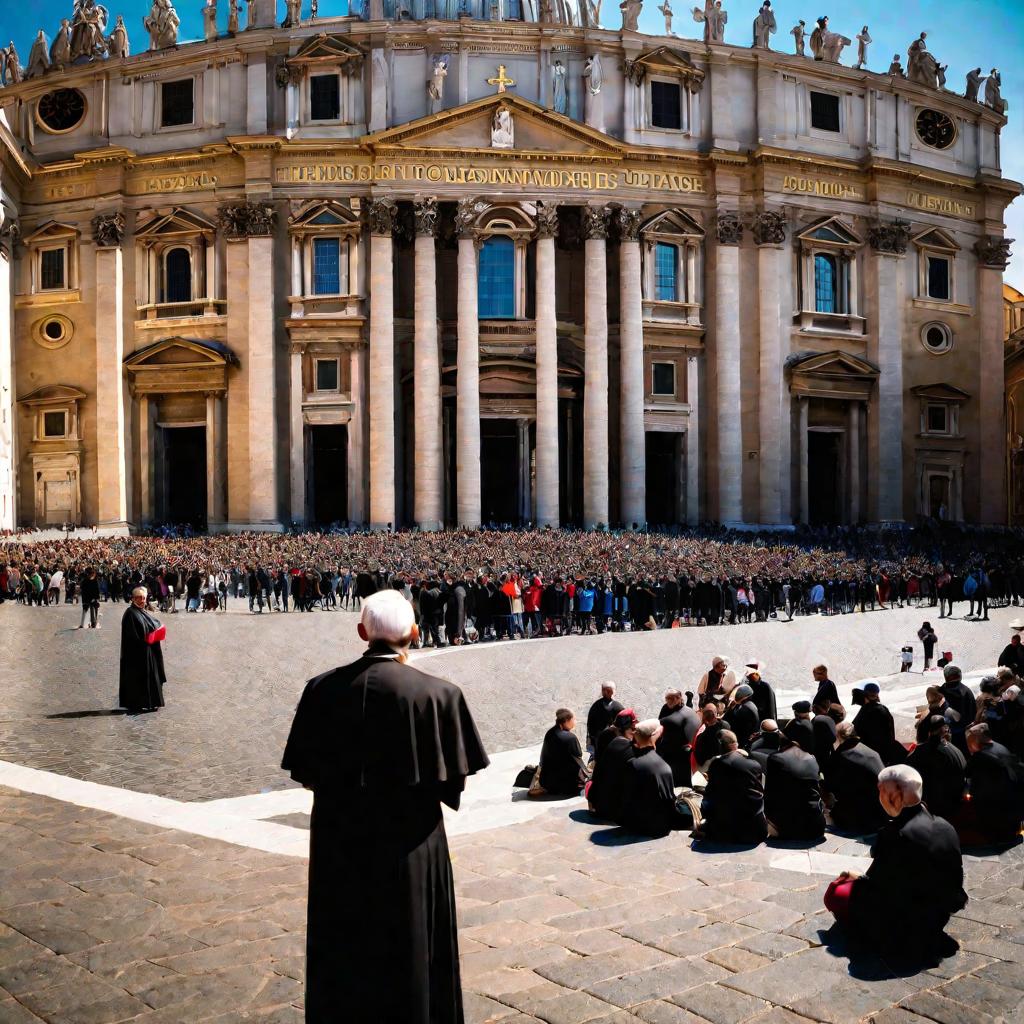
top-left (282, 588), bottom-right (489, 1024)
top-left (118, 586), bottom-right (166, 714)
top-left (824, 764), bottom-right (966, 960)
top-left (697, 655), bottom-right (737, 705)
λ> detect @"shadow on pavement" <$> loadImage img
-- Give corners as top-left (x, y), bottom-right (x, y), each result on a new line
top-left (45, 709), bottom-right (128, 719)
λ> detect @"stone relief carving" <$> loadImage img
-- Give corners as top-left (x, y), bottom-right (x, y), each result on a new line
top-left (535, 203), bottom-right (560, 239)
top-left (751, 0), bottom-right (775, 49)
top-left (752, 211), bottom-right (786, 246)
top-left (365, 198), bottom-right (398, 236)
top-left (143, 0), bottom-right (180, 50)
top-left (413, 198), bottom-right (438, 237)
top-left (715, 212), bottom-right (742, 246)
top-left (615, 207), bottom-right (642, 242)
top-left (455, 198), bottom-right (487, 238)
top-left (218, 201), bottom-right (276, 238)
top-left (975, 236), bottom-right (1013, 269)
top-left (867, 220), bottom-right (911, 255)
top-left (581, 206), bottom-right (609, 240)
top-left (491, 107), bottom-right (514, 149)
top-left (275, 63), bottom-right (302, 87)
top-left (92, 212), bottom-right (126, 247)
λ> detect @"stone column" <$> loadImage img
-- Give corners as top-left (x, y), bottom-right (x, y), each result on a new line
top-left (367, 199), bottom-right (397, 529)
top-left (582, 206), bottom-right (609, 528)
top-left (92, 213), bottom-right (128, 528)
top-left (220, 200), bottom-right (279, 528)
top-left (686, 355), bottom-right (700, 525)
top-left (534, 203), bottom-right (560, 528)
top-left (414, 199), bottom-right (443, 530)
top-left (867, 223), bottom-right (909, 523)
top-left (976, 237), bottom-right (1011, 523)
top-left (288, 345), bottom-right (305, 525)
top-left (798, 396), bottom-right (809, 524)
top-left (455, 199), bottom-right (481, 529)
top-left (138, 394), bottom-right (153, 524)
top-left (714, 213), bottom-right (743, 524)
top-left (0, 229), bottom-right (13, 532)
top-left (616, 207), bottom-right (646, 528)
top-left (205, 392), bottom-right (225, 527)
top-left (847, 401), bottom-right (861, 524)
top-left (754, 212), bottom-right (790, 525)
top-left (348, 346), bottom-right (368, 524)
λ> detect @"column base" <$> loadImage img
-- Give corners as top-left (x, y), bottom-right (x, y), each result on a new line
top-left (92, 520), bottom-right (132, 536)
top-left (222, 521), bottom-right (285, 534)
top-left (723, 521), bottom-right (795, 532)
top-left (414, 520), bottom-right (444, 532)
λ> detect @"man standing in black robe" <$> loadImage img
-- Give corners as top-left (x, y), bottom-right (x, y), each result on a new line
top-left (282, 589), bottom-right (489, 1024)
top-left (586, 683), bottom-right (624, 755)
top-left (118, 587), bottom-right (166, 713)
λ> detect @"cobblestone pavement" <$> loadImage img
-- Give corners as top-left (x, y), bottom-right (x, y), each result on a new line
top-left (1, 785), bottom-right (1023, 1024)
top-left (0, 602), bottom-right (1014, 800)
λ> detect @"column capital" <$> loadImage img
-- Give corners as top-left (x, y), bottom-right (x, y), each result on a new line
top-left (715, 212), bottom-right (742, 246)
top-left (868, 219), bottom-right (912, 255)
top-left (535, 202), bottom-right (560, 239)
top-left (366, 198), bottom-right (398, 236)
top-left (975, 235), bottom-right (1013, 269)
top-left (581, 205), bottom-right (610, 240)
top-left (92, 212), bottom-right (126, 248)
top-left (413, 198), bottom-right (439, 237)
top-left (218, 201), bottom-right (276, 239)
top-left (614, 207), bottom-right (643, 242)
top-left (455, 197), bottom-right (488, 239)
top-left (752, 210), bottom-right (786, 246)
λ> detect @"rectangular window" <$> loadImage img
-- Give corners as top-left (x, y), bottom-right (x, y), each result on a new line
top-left (312, 237), bottom-right (342, 295)
top-left (650, 81), bottom-right (682, 130)
top-left (652, 362), bottom-right (676, 398)
top-left (478, 237), bottom-right (515, 319)
top-left (926, 405), bottom-right (949, 434)
top-left (310, 74), bottom-right (341, 121)
top-left (39, 248), bottom-right (66, 290)
top-left (926, 255), bottom-right (951, 301)
top-left (814, 253), bottom-right (838, 313)
top-left (315, 359), bottom-right (340, 392)
top-left (42, 411), bottom-right (67, 438)
top-left (654, 243), bottom-right (678, 301)
top-left (161, 79), bottom-right (195, 128)
top-left (810, 91), bottom-right (841, 132)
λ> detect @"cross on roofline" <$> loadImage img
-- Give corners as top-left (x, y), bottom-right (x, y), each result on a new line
top-left (487, 65), bottom-right (516, 93)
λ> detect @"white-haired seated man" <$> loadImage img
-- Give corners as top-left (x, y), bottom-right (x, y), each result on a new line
top-left (282, 589), bottom-right (489, 1024)
top-left (824, 764), bottom-right (967, 959)
top-left (618, 719), bottom-right (681, 837)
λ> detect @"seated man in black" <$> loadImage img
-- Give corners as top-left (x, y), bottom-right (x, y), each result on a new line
top-left (587, 709), bottom-right (637, 820)
top-left (783, 701), bottom-right (815, 754)
top-left (586, 682), bottom-right (624, 756)
top-left (657, 688), bottom-right (700, 788)
top-left (532, 708), bottom-right (589, 797)
top-left (824, 765), bottom-right (967, 960)
top-left (955, 722), bottom-right (1023, 845)
top-left (619, 720), bottom-right (680, 838)
top-left (724, 684), bottom-right (760, 749)
top-left (811, 696), bottom-right (838, 772)
top-left (853, 681), bottom-right (904, 766)
top-left (823, 721), bottom-right (886, 834)
top-left (765, 735), bottom-right (826, 840)
top-left (749, 719), bottom-right (783, 772)
top-left (694, 704), bottom-right (726, 772)
top-left (693, 730), bottom-right (768, 844)
top-left (907, 716), bottom-right (966, 822)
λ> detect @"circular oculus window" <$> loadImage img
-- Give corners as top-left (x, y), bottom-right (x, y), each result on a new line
top-left (36, 88), bottom-right (87, 134)
top-left (921, 322), bottom-right (953, 355)
top-left (33, 314), bottom-right (74, 350)
top-left (915, 108), bottom-right (957, 150)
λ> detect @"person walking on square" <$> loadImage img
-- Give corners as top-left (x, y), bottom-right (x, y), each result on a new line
top-left (282, 590), bottom-right (489, 1024)
top-left (918, 621), bottom-right (938, 670)
top-left (118, 587), bottom-right (166, 714)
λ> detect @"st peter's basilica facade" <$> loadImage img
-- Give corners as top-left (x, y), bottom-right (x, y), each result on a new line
top-left (0, 0), bottom-right (1016, 531)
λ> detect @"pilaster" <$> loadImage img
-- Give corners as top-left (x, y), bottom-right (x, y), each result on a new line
top-left (616, 207), bottom-right (645, 528)
top-left (455, 198), bottom-right (481, 529)
top-left (713, 211), bottom-right (743, 524)
top-left (582, 205), bottom-right (609, 528)
top-left (534, 202), bottom-right (560, 528)
top-left (0, 222), bottom-right (15, 532)
top-left (414, 199), bottom-right (443, 530)
top-left (368, 198), bottom-right (397, 529)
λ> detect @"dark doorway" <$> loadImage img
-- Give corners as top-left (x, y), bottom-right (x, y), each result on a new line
top-left (163, 426), bottom-right (206, 529)
top-left (481, 419), bottom-right (519, 525)
top-left (310, 425), bottom-right (348, 525)
top-left (645, 432), bottom-right (679, 527)
top-left (808, 431), bottom-right (842, 525)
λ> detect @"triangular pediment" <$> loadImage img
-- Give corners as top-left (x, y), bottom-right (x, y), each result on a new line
top-left (136, 208), bottom-right (217, 238)
top-left (625, 48), bottom-right (705, 90)
top-left (797, 216), bottom-right (861, 247)
top-left (289, 200), bottom-right (360, 231)
top-left (22, 221), bottom-right (79, 244)
top-left (364, 94), bottom-right (625, 158)
top-left (19, 384), bottom-right (87, 405)
top-left (911, 382), bottom-right (971, 402)
top-left (642, 209), bottom-right (704, 238)
top-left (787, 350), bottom-right (880, 378)
top-left (913, 227), bottom-right (959, 252)
top-left (289, 33), bottom-right (364, 66)
top-left (125, 337), bottom-right (237, 368)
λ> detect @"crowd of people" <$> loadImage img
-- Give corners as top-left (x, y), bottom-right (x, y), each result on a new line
top-left (2, 525), bottom-right (1022, 638)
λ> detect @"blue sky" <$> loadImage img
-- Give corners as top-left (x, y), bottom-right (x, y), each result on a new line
top-left (5, 0), bottom-right (1023, 285)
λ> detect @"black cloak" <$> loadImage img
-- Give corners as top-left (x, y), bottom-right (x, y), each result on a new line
top-left (281, 650), bottom-right (489, 1024)
top-left (118, 604), bottom-right (166, 712)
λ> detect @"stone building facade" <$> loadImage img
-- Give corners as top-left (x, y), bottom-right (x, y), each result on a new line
top-left (1007, 283), bottom-right (1024, 527)
top-left (0, 0), bottom-right (1017, 532)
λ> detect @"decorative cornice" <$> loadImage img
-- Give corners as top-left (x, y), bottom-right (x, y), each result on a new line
top-left (217, 200), bottom-right (276, 238)
top-left (92, 212), bottom-right (126, 248)
top-left (581, 206), bottom-right (609, 241)
top-left (868, 219), bottom-right (912, 255)
top-left (365, 198), bottom-right (398, 236)
top-left (752, 210), bottom-right (785, 246)
top-left (715, 212), bottom-right (742, 246)
top-left (413, 198), bottom-right (438, 237)
top-left (975, 235), bottom-right (1013, 269)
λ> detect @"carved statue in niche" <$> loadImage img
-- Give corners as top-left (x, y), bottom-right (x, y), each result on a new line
top-left (854, 25), bottom-right (871, 69)
top-left (583, 53), bottom-right (602, 93)
top-left (619, 0), bottom-right (642, 32)
top-left (790, 19), bottom-right (805, 55)
top-left (204, 0), bottom-right (219, 40)
top-left (751, 0), bottom-right (775, 49)
top-left (427, 55), bottom-right (448, 108)
top-left (551, 60), bottom-right (567, 114)
top-left (491, 106), bottom-right (514, 148)
top-left (143, 0), bottom-right (180, 50)
top-left (71, 0), bottom-right (109, 61)
top-left (657, 0), bottom-right (674, 36)
top-left (27, 32), bottom-right (50, 77)
top-left (107, 14), bottom-right (129, 57)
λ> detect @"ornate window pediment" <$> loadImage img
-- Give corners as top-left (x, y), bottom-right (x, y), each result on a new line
top-left (640, 210), bottom-right (703, 325)
top-left (286, 34), bottom-right (365, 72)
top-left (289, 201), bottom-right (360, 235)
top-left (136, 208), bottom-right (217, 241)
top-left (797, 216), bottom-right (861, 248)
top-left (913, 228), bottom-right (959, 252)
top-left (124, 337), bottom-right (235, 395)
top-left (910, 382), bottom-right (970, 402)
top-left (795, 218), bottom-right (863, 333)
top-left (624, 48), bottom-right (705, 91)
top-left (913, 228), bottom-right (959, 304)
top-left (23, 221), bottom-right (80, 295)
top-left (288, 201), bottom-right (360, 306)
top-left (911, 383), bottom-right (968, 440)
top-left (136, 209), bottom-right (219, 318)
top-left (280, 35), bottom-right (365, 129)
top-left (787, 350), bottom-right (879, 400)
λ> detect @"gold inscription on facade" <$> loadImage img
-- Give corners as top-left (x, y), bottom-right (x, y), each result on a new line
top-left (275, 162), bottom-right (706, 194)
top-left (142, 171), bottom-right (220, 193)
top-left (43, 183), bottom-right (87, 200)
top-left (782, 175), bottom-right (860, 199)
top-left (905, 190), bottom-right (975, 218)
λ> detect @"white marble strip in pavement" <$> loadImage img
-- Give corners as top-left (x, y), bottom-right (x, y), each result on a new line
top-left (770, 851), bottom-right (874, 876)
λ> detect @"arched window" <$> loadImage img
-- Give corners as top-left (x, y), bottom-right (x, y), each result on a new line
top-left (655, 242), bottom-right (678, 301)
top-left (814, 253), bottom-right (837, 313)
top-left (478, 236), bottom-right (515, 319)
top-left (164, 247), bottom-right (193, 303)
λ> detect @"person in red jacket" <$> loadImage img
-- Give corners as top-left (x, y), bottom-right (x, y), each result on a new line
top-left (523, 575), bottom-right (543, 637)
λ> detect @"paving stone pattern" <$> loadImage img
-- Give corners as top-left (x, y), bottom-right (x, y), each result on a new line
top-left (1, 785), bottom-right (1024, 1023)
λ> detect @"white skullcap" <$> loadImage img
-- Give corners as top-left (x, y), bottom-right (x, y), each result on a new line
top-left (634, 719), bottom-right (663, 741)
top-left (361, 589), bottom-right (416, 644)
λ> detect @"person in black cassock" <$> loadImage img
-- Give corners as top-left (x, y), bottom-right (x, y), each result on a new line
top-left (852, 682), bottom-right (904, 766)
top-left (586, 682), bottom-right (624, 754)
top-left (765, 736), bottom-right (826, 840)
top-left (587, 709), bottom-right (637, 820)
top-left (619, 720), bottom-right (680, 837)
top-left (724, 684), bottom-right (760, 747)
top-left (281, 589), bottom-right (489, 1024)
top-left (657, 688), bottom-right (700, 787)
top-left (906, 717), bottom-right (966, 822)
top-left (822, 721), bottom-right (886, 834)
top-left (824, 765), bottom-right (967, 960)
top-left (783, 701), bottom-right (815, 753)
top-left (694, 730), bottom-right (768, 844)
top-left (118, 587), bottom-right (166, 714)
top-left (811, 664), bottom-right (840, 708)
top-left (536, 708), bottom-right (589, 796)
